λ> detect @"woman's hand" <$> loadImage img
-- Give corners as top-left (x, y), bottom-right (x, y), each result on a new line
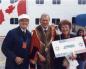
top-left (63, 58), bottom-right (69, 68)
top-left (37, 52), bottom-right (46, 62)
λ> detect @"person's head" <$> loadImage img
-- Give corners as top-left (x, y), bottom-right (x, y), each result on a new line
top-left (40, 13), bottom-right (50, 28)
top-left (18, 14), bottom-right (29, 30)
top-left (59, 20), bottom-right (72, 35)
top-left (77, 28), bottom-right (84, 37)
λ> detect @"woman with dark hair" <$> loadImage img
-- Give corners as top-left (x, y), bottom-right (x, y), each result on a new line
top-left (77, 28), bottom-right (86, 69)
top-left (77, 28), bottom-right (84, 37)
top-left (52, 20), bottom-right (77, 69)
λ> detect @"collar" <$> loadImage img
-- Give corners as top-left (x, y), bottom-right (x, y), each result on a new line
top-left (20, 28), bottom-right (26, 33)
top-left (41, 25), bottom-right (49, 31)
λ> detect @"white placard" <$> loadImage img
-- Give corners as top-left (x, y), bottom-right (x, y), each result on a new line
top-left (52, 36), bottom-right (86, 58)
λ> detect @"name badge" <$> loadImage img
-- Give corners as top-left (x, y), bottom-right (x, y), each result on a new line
top-left (22, 42), bottom-right (27, 49)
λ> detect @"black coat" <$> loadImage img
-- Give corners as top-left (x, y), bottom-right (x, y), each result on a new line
top-left (51, 34), bottom-right (75, 69)
top-left (1, 27), bottom-right (31, 69)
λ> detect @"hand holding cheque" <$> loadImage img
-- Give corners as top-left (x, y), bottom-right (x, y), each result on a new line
top-left (52, 36), bottom-right (86, 69)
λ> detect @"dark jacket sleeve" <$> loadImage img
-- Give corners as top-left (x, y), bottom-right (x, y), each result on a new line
top-left (1, 30), bottom-right (16, 61)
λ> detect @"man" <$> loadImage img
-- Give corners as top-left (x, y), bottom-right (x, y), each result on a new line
top-left (30, 13), bottom-right (55, 69)
top-left (1, 14), bottom-right (31, 69)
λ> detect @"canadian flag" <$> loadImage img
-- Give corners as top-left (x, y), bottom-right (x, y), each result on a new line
top-left (17, 0), bottom-right (26, 16)
top-left (0, 9), bottom-right (4, 24)
top-left (0, 0), bottom-right (26, 24)
top-left (5, 0), bottom-right (26, 15)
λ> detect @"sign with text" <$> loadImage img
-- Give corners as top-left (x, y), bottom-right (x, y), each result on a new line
top-left (52, 36), bottom-right (86, 58)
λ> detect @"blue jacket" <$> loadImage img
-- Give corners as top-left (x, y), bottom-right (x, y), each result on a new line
top-left (1, 27), bottom-right (31, 69)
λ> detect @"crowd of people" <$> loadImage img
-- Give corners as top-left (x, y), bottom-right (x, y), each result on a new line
top-left (1, 13), bottom-right (86, 69)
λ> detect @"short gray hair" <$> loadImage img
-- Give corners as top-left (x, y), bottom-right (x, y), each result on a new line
top-left (40, 13), bottom-right (50, 20)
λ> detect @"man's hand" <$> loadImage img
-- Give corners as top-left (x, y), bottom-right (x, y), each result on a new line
top-left (37, 52), bottom-right (46, 62)
top-left (40, 41), bottom-right (45, 47)
top-left (63, 58), bottom-right (69, 68)
top-left (45, 47), bottom-right (48, 52)
top-left (15, 57), bottom-right (24, 65)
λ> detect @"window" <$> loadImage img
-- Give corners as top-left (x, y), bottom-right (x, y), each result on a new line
top-left (72, 17), bottom-right (76, 32)
top-left (52, 0), bottom-right (61, 4)
top-left (72, 17), bottom-right (76, 24)
top-left (10, 18), bottom-right (18, 24)
top-left (36, 0), bottom-right (44, 4)
top-left (0, 0), bottom-right (1, 3)
top-left (78, 0), bottom-right (86, 4)
top-left (35, 18), bottom-right (40, 25)
top-left (52, 18), bottom-right (60, 25)
top-left (10, 0), bottom-right (17, 3)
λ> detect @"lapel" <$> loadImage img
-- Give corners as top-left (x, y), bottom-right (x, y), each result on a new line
top-left (45, 26), bottom-right (51, 38)
top-left (37, 25), bottom-right (51, 44)
top-left (16, 26), bottom-right (30, 48)
top-left (36, 25), bottom-right (45, 43)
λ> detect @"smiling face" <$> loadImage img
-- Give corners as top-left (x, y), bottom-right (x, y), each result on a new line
top-left (79, 31), bottom-right (84, 36)
top-left (40, 14), bottom-right (50, 28)
top-left (40, 16), bottom-right (50, 28)
top-left (61, 24), bottom-right (70, 35)
top-left (59, 20), bottom-right (71, 36)
top-left (19, 18), bottom-right (29, 30)
top-left (77, 29), bottom-right (84, 36)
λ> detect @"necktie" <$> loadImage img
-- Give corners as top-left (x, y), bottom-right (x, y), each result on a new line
top-left (22, 31), bottom-right (27, 49)
top-left (22, 31), bottom-right (26, 41)
top-left (44, 29), bottom-right (47, 33)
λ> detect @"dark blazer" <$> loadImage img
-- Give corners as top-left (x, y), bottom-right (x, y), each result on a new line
top-left (52, 34), bottom-right (75, 69)
top-left (1, 27), bottom-right (31, 69)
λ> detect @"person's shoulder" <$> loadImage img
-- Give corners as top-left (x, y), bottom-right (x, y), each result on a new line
top-left (27, 30), bottom-right (31, 35)
top-left (36, 25), bottom-right (41, 29)
top-left (5, 28), bottom-right (16, 38)
top-left (36, 25), bottom-right (42, 31)
top-left (54, 34), bottom-right (60, 40)
top-left (48, 25), bottom-right (53, 30)
top-left (7, 27), bottom-right (19, 36)
top-left (70, 34), bottom-right (76, 38)
top-left (8, 27), bottom-right (17, 33)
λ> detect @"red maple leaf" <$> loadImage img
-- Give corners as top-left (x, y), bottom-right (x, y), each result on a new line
top-left (5, 5), bottom-right (15, 14)
top-left (0, 10), bottom-right (4, 24)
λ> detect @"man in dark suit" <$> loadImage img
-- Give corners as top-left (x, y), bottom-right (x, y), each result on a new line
top-left (1, 14), bottom-right (31, 69)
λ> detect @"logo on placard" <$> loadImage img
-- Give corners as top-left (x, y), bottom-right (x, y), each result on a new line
top-left (55, 47), bottom-right (59, 50)
top-left (79, 42), bottom-right (84, 47)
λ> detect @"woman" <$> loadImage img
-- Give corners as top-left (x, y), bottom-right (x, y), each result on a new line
top-left (77, 28), bottom-right (86, 69)
top-left (52, 20), bottom-right (77, 69)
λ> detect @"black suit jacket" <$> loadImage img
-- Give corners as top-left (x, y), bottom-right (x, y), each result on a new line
top-left (1, 27), bottom-right (31, 69)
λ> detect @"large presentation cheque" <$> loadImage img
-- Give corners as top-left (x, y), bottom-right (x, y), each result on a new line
top-left (52, 36), bottom-right (86, 58)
